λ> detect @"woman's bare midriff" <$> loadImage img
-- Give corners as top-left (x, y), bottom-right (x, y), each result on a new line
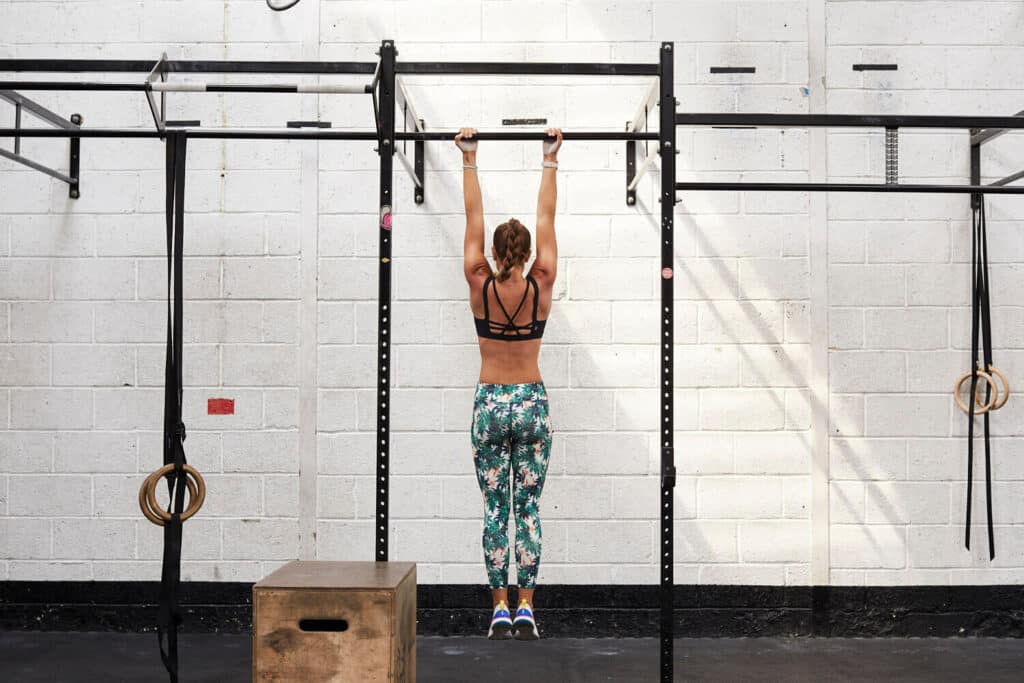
top-left (477, 337), bottom-right (543, 384)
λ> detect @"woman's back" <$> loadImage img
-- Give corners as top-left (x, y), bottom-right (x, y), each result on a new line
top-left (471, 270), bottom-right (553, 384)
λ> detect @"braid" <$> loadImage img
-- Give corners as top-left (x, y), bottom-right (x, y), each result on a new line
top-left (494, 218), bottom-right (531, 283)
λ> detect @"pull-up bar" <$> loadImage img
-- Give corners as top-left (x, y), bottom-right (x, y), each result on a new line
top-left (0, 58), bottom-right (657, 77)
top-left (396, 130), bottom-right (658, 141)
top-left (0, 80), bottom-right (373, 94)
top-left (0, 127), bottom-right (658, 141)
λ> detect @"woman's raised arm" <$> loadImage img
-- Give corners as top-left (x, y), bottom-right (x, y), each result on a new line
top-left (532, 128), bottom-right (561, 285)
top-left (457, 127), bottom-right (491, 281)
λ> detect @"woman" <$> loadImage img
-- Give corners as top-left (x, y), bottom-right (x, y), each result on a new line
top-left (456, 126), bottom-right (561, 640)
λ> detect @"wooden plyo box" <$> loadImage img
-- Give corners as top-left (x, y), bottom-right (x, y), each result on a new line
top-left (253, 560), bottom-right (416, 682)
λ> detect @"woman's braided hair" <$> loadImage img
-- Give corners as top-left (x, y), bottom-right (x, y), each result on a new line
top-left (493, 218), bottom-right (531, 283)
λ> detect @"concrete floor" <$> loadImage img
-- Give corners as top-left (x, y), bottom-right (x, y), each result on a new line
top-left (2, 632), bottom-right (1023, 681)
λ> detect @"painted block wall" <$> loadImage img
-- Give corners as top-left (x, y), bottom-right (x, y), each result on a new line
top-left (0, 0), bottom-right (1022, 587)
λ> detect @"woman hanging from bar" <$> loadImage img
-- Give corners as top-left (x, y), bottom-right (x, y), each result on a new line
top-left (456, 126), bottom-right (561, 640)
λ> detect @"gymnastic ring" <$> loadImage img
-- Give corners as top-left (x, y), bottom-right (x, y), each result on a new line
top-left (954, 370), bottom-right (997, 415)
top-left (141, 464), bottom-right (205, 524)
top-left (983, 365), bottom-right (1010, 411)
top-left (138, 469), bottom-right (196, 526)
top-left (970, 365), bottom-right (1010, 411)
top-left (139, 464), bottom-right (206, 526)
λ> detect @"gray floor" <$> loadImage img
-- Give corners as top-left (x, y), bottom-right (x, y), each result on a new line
top-left (2, 632), bottom-right (1023, 681)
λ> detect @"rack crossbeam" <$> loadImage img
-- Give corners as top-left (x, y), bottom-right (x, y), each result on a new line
top-left (397, 61), bottom-right (658, 76)
top-left (0, 59), bottom-right (377, 74)
top-left (677, 112), bottom-right (1024, 130)
top-left (675, 181), bottom-right (1024, 194)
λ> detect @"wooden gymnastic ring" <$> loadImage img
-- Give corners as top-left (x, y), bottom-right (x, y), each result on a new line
top-left (138, 469), bottom-right (196, 526)
top-left (985, 365), bottom-right (1010, 410)
top-left (139, 464), bottom-right (206, 526)
top-left (954, 370), bottom-right (997, 415)
top-left (138, 473), bottom-right (201, 528)
top-left (138, 467), bottom-right (202, 526)
top-left (970, 365), bottom-right (1010, 411)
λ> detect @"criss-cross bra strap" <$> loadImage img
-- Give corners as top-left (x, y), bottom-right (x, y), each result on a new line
top-left (492, 277), bottom-right (531, 334)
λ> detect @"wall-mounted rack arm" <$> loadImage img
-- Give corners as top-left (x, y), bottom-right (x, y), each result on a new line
top-left (991, 169), bottom-right (1024, 187)
top-left (0, 90), bottom-right (81, 198)
top-left (625, 77), bottom-right (660, 205)
top-left (971, 109), bottom-right (1024, 146)
top-left (628, 152), bottom-right (659, 194)
top-left (145, 53), bottom-right (168, 133)
top-left (628, 77), bottom-right (660, 134)
top-left (396, 75), bottom-right (425, 203)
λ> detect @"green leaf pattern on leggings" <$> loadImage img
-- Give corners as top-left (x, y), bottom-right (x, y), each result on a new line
top-left (471, 382), bottom-right (553, 589)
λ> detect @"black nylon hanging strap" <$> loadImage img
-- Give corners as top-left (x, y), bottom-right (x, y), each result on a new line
top-left (965, 197), bottom-right (996, 559)
top-left (158, 131), bottom-right (189, 682)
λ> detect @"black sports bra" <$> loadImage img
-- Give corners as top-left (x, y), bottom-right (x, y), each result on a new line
top-left (474, 274), bottom-right (547, 341)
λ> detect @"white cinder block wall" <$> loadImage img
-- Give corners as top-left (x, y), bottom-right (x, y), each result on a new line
top-left (0, 0), bottom-right (1022, 587)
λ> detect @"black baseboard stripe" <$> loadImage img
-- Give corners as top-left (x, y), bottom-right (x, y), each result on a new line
top-left (2, 582), bottom-right (1022, 638)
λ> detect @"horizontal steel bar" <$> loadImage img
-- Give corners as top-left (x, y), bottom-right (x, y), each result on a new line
top-left (971, 109), bottom-right (1024, 146)
top-left (1, 81), bottom-right (147, 91)
top-left (0, 128), bottom-right (657, 142)
top-left (152, 82), bottom-right (370, 94)
top-left (0, 59), bottom-right (660, 77)
top-left (0, 90), bottom-right (77, 129)
top-left (992, 169), bottom-right (1024, 187)
top-left (675, 181), bottom-right (1024, 194)
top-left (397, 62), bottom-right (659, 76)
top-left (0, 147), bottom-right (75, 184)
top-left (395, 131), bottom-right (659, 141)
top-left (0, 81), bottom-right (370, 94)
top-left (0, 59), bottom-right (377, 75)
top-left (676, 113), bottom-right (1024, 129)
top-left (0, 127), bottom-right (379, 140)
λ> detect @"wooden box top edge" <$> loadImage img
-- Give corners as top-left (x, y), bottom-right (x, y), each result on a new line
top-left (253, 561), bottom-right (416, 591)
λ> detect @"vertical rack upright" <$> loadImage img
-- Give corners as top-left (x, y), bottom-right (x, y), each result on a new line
top-left (658, 40), bottom-right (677, 683)
top-left (376, 40), bottom-right (397, 562)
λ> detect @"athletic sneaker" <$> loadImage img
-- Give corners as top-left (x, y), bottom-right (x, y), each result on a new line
top-left (513, 599), bottom-right (539, 640)
top-left (488, 600), bottom-right (514, 640)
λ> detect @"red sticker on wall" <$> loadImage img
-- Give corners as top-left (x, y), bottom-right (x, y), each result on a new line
top-left (208, 398), bottom-right (235, 415)
top-left (381, 205), bottom-right (392, 229)
top-left (662, 267), bottom-right (673, 279)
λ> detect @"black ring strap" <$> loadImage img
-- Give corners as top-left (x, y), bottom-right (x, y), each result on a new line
top-left (157, 132), bottom-right (189, 682)
top-left (966, 198), bottom-right (996, 559)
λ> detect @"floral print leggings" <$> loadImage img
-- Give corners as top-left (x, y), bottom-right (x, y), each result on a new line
top-left (471, 382), bottom-right (553, 589)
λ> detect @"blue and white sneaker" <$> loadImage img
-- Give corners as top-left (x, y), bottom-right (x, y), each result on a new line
top-left (488, 600), bottom-right (514, 640)
top-left (513, 599), bottom-right (539, 640)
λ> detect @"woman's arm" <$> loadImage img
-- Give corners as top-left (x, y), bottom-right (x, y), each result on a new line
top-left (457, 127), bottom-right (491, 281)
top-left (532, 128), bottom-right (561, 284)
